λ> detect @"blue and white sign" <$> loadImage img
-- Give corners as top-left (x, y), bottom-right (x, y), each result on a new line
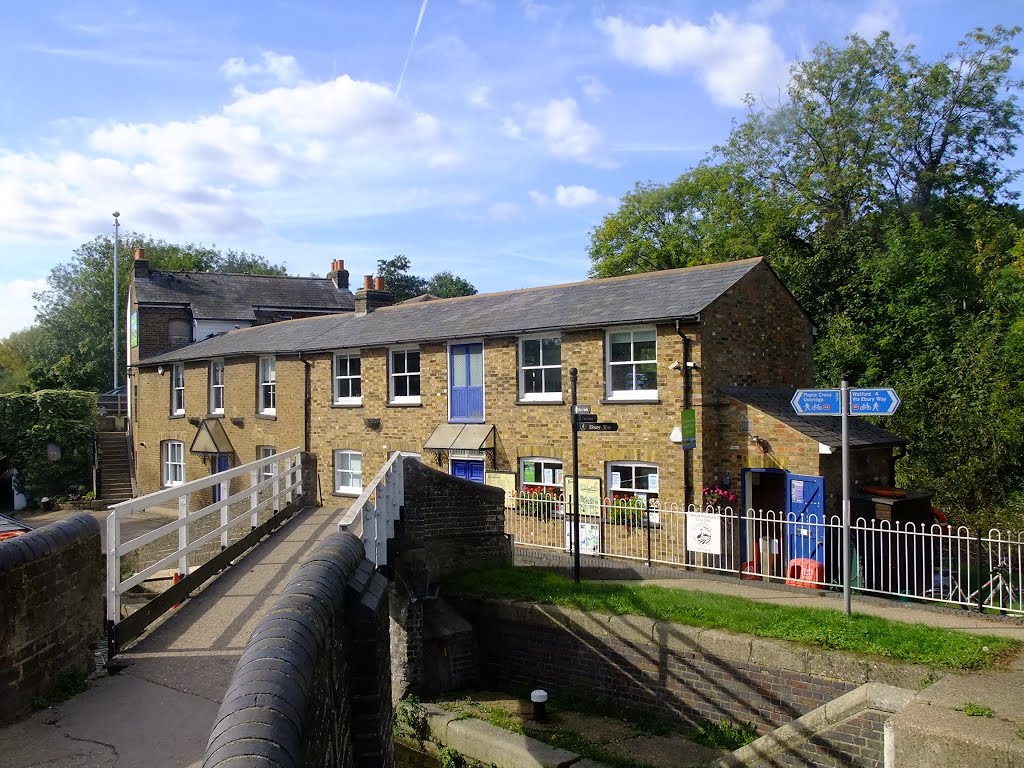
top-left (791, 389), bottom-right (841, 415)
top-left (850, 388), bottom-right (901, 415)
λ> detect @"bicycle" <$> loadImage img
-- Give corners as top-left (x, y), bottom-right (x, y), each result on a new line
top-left (924, 556), bottom-right (1022, 612)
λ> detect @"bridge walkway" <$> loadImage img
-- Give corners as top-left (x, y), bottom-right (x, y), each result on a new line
top-left (4, 505), bottom-right (338, 768)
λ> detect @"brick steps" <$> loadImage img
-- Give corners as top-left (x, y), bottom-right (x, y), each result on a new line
top-left (97, 431), bottom-right (133, 503)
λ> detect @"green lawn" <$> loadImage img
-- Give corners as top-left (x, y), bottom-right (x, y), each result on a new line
top-left (444, 567), bottom-right (1019, 671)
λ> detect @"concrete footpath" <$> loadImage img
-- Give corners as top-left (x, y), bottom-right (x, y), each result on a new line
top-left (5, 533), bottom-right (1024, 767)
top-left (3, 506), bottom-right (338, 768)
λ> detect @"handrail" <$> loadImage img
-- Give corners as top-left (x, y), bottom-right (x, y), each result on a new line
top-left (339, 451), bottom-right (416, 566)
top-left (106, 448), bottom-right (303, 627)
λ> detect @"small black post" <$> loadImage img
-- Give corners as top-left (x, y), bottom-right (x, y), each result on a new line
top-left (570, 368), bottom-right (581, 585)
top-left (106, 619), bottom-right (118, 661)
top-left (645, 496), bottom-right (653, 568)
top-left (976, 529), bottom-right (984, 613)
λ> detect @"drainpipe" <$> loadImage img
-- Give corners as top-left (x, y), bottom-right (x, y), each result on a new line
top-left (301, 356), bottom-right (312, 453)
top-left (676, 319), bottom-right (696, 509)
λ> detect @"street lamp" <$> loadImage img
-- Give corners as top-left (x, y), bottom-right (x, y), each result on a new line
top-left (112, 211), bottom-right (120, 392)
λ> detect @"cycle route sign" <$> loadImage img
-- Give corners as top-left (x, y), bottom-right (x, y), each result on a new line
top-left (791, 388), bottom-right (900, 416)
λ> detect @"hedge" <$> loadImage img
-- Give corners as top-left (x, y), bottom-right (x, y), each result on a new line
top-left (0, 390), bottom-right (97, 503)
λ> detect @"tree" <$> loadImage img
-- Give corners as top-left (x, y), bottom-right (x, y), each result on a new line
top-left (30, 233), bottom-right (286, 392)
top-left (376, 255), bottom-right (476, 302)
top-left (0, 327), bottom-right (40, 393)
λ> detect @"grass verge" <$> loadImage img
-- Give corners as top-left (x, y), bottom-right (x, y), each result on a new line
top-left (444, 567), bottom-right (1019, 670)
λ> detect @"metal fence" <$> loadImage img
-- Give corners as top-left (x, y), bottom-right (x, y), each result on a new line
top-left (506, 492), bottom-right (1024, 615)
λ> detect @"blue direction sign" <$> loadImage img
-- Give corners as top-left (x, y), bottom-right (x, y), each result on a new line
top-left (850, 388), bottom-right (901, 415)
top-left (791, 389), bottom-right (841, 415)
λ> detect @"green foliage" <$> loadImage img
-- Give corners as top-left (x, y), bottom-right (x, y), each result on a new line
top-left (426, 271), bottom-right (478, 299)
top-left (32, 669), bottom-right (90, 709)
top-left (29, 233), bottom-right (286, 392)
top-left (0, 327), bottom-right (40, 393)
top-left (438, 746), bottom-right (466, 768)
top-left (0, 390), bottom-right (96, 503)
top-left (377, 255), bottom-right (477, 302)
top-left (588, 26), bottom-right (1024, 529)
top-left (958, 702), bottom-right (995, 717)
top-left (689, 718), bottom-right (759, 750)
top-left (395, 695), bottom-right (429, 741)
top-left (445, 567), bottom-right (1018, 670)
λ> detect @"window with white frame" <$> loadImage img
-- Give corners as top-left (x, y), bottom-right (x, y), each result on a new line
top-left (162, 440), bottom-right (185, 486)
top-left (333, 450), bottom-right (363, 494)
top-left (258, 356), bottom-right (276, 415)
top-left (333, 351), bottom-right (362, 404)
top-left (389, 347), bottom-right (421, 404)
top-left (606, 328), bottom-right (657, 399)
top-left (607, 462), bottom-right (659, 502)
top-left (519, 335), bottom-right (562, 401)
top-left (171, 364), bottom-right (185, 415)
top-left (520, 457), bottom-right (563, 496)
top-left (257, 445), bottom-right (276, 481)
top-left (209, 359), bottom-right (225, 414)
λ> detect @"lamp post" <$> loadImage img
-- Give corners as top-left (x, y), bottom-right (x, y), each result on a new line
top-left (112, 211), bottom-right (120, 392)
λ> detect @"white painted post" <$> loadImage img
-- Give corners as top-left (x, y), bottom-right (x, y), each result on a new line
top-left (220, 479), bottom-right (229, 550)
top-left (273, 460), bottom-right (281, 513)
top-left (249, 468), bottom-right (259, 529)
top-left (178, 493), bottom-right (189, 577)
top-left (106, 512), bottom-right (119, 623)
top-left (285, 455), bottom-right (294, 506)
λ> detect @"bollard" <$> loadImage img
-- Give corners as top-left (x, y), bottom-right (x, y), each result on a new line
top-left (531, 689), bottom-right (548, 722)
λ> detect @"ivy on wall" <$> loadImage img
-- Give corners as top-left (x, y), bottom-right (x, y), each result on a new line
top-left (0, 390), bottom-right (97, 503)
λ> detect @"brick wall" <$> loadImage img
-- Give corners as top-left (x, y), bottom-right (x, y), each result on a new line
top-left (203, 531), bottom-right (393, 768)
top-left (133, 305), bottom-right (193, 363)
top-left (458, 599), bottom-right (924, 735)
top-left (0, 515), bottom-right (102, 724)
top-left (755, 709), bottom-right (887, 768)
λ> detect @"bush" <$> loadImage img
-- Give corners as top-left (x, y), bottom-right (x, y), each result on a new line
top-left (0, 390), bottom-right (96, 504)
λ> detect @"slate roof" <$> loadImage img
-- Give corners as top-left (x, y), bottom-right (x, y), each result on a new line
top-left (140, 258), bottom-right (765, 365)
top-left (135, 271), bottom-right (354, 321)
top-left (722, 387), bottom-right (906, 450)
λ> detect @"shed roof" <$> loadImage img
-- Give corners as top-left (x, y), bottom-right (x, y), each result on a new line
top-left (722, 387), bottom-right (906, 450)
top-left (135, 271), bottom-right (354, 321)
top-left (140, 258), bottom-right (766, 365)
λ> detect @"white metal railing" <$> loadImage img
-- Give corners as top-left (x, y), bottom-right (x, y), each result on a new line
top-left (338, 452), bottom-right (416, 566)
top-left (105, 448), bottom-right (303, 624)
top-left (507, 493), bottom-right (1024, 615)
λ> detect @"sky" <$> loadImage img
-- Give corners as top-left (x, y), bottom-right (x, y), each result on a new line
top-left (0, 0), bottom-right (1020, 338)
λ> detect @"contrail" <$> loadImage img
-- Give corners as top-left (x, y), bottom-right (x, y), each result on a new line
top-left (395, 0), bottom-right (429, 97)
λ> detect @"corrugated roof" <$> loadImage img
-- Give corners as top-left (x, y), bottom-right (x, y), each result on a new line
top-left (136, 271), bottom-right (354, 321)
top-left (722, 387), bottom-right (905, 450)
top-left (140, 258), bottom-right (764, 365)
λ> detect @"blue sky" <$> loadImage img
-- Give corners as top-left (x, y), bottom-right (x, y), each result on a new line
top-left (0, 0), bottom-right (1020, 337)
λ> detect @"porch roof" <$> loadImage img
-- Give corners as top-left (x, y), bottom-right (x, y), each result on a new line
top-left (190, 418), bottom-right (235, 455)
top-left (423, 423), bottom-right (496, 451)
top-left (722, 387), bottom-right (906, 451)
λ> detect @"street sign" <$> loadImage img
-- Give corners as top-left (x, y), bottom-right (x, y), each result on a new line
top-left (573, 404), bottom-right (592, 414)
top-left (681, 408), bottom-right (696, 450)
top-left (574, 413), bottom-right (598, 424)
top-left (578, 422), bottom-right (619, 432)
top-left (791, 389), bottom-right (841, 415)
top-left (850, 388), bottom-right (901, 415)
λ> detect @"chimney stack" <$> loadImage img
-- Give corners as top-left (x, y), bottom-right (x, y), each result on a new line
top-left (328, 258), bottom-right (350, 292)
top-left (133, 247), bottom-right (148, 279)
top-left (354, 274), bottom-right (395, 315)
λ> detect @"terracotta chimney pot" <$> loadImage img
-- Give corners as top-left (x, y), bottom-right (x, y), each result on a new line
top-left (374, 276), bottom-right (386, 291)
top-left (363, 275), bottom-right (373, 290)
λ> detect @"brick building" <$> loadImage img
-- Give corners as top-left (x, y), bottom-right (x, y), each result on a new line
top-left (129, 257), bottom-right (901, 521)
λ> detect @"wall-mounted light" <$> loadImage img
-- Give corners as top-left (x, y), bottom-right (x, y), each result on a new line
top-left (188, 416), bottom-right (201, 426)
top-left (230, 416), bottom-right (245, 427)
top-left (157, 365), bottom-right (165, 375)
top-left (364, 417), bottom-right (382, 430)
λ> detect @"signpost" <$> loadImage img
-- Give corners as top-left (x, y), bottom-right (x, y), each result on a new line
top-left (575, 413), bottom-right (598, 424)
top-left (792, 382), bottom-right (900, 616)
top-left (578, 422), bottom-right (618, 432)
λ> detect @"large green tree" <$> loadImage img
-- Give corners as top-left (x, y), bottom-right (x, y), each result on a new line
top-left (376, 255), bottom-right (477, 302)
top-left (587, 27), bottom-right (1024, 526)
top-left (28, 233), bottom-right (286, 392)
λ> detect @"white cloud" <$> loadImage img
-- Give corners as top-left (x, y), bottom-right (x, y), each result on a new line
top-left (502, 117), bottom-right (524, 140)
top-left (488, 201), bottom-right (521, 220)
top-left (577, 75), bottom-right (610, 102)
top-left (529, 185), bottom-right (610, 208)
top-left (0, 278), bottom-right (47, 337)
top-left (528, 189), bottom-right (550, 206)
top-left (468, 84), bottom-right (491, 108)
top-left (596, 14), bottom-right (788, 106)
top-left (523, 98), bottom-right (602, 163)
top-left (521, 0), bottom-right (550, 22)
top-left (851, 2), bottom-right (907, 42)
top-left (221, 51), bottom-right (302, 85)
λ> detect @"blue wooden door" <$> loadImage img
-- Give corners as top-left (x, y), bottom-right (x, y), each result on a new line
top-left (451, 459), bottom-right (485, 483)
top-left (786, 474), bottom-right (825, 565)
top-left (212, 454), bottom-right (230, 502)
top-left (450, 343), bottom-right (483, 422)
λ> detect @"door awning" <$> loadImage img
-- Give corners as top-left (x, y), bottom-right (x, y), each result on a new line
top-left (190, 418), bottom-right (235, 455)
top-left (423, 423), bottom-right (495, 451)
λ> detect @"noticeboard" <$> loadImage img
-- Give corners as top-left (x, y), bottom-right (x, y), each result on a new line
top-left (484, 471), bottom-right (517, 508)
top-left (564, 475), bottom-right (602, 517)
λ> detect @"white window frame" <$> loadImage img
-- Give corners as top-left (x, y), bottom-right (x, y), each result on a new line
top-left (518, 334), bottom-right (562, 402)
top-left (520, 457), bottom-right (564, 493)
top-left (209, 359), bottom-right (225, 415)
top-left (389, 346), bottom-right (421, 405)
top-left (162, 440), bottom-right (185, 487)
top-left (258, 356), bottom-right (276, 415)
top-left (333, 351), bottom-right (362, 405)
top-left (171, 364), bottom-right (185, 416)
top-left (607, 461), bottom-right (660, 501)
top-left (257, 445), bottom-right (276, 481)
top-left (333, 449), bottom-right (363, 495)
top-left (605, 326), bottom-right (658, 401)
